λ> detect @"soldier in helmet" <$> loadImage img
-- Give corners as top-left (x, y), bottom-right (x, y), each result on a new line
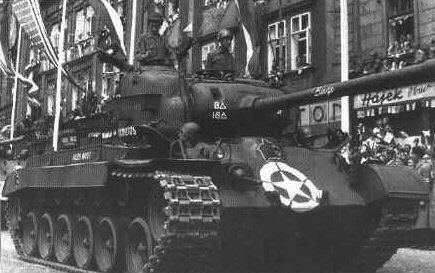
top-left (205, 28), bottom-right (236, 71)
top-left (136, 8), bottom-right (170, 67)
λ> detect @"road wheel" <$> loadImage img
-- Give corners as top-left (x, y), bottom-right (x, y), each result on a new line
top-left (38, 212), bottom-right (54, 260)
top-left (95, 217), bottom-right (121, 272)
top-left (54, 214), bottom-right (73, 264)
top-left (125, 217), bottom-right (153, 273)
top-left (22, 211), bottom-right (38, 256)
top-left (73, 215), bottom-right (94, 269)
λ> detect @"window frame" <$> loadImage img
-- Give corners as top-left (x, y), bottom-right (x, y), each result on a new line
top-left (290, 12), bottom-right (312, 70)
top-left (267, 19), bottom-right (287, 75)
top-left (74, 6), bottom-right (94, 44)
top-left (387, 0), bottom-right (414, 46)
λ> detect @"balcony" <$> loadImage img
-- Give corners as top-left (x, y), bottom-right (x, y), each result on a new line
top-left (66, 37), bottom-right (96, 62)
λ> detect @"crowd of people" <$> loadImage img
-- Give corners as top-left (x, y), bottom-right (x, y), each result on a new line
top-left (344, 117), bottom-right (435, 183)
top-left (352, 35), bottom-right (435, 78)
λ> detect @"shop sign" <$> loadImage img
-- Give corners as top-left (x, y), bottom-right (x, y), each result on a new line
top-left (354, 82), bottom-right (435, 109)
top-left (300, 99), bottom-right (341, 126)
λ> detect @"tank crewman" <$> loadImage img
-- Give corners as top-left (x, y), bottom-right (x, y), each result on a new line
top-left (205, 29), bottom-right (236, 71)
top-left (136, 9), bottom-right (170, 67)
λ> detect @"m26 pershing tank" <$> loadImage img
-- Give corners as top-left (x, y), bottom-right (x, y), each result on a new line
top-left (3, 59), bottom-right (435, 273)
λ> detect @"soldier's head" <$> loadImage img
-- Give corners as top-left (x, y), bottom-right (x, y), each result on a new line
top-left (179, 122), bottom-right (200, 145)
top-left (217, 29), bottom-right (233, 50)
top-left (148, 8), bottom-right (164, 35)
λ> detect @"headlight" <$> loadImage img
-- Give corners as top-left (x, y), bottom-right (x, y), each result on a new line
top-left (216, 147), bottom-right (225, 159)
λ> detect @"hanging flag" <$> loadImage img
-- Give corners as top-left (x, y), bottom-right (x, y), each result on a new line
top-left (165, 17), bottom-right (194, 60)
top-left (11, 0), bottom-right (88, 93)
top-left (12, 0), bottom-right (59, 68)
top-left (219, 1), bottom-right (239, 30)
top-left (228, 0), bottom-right (261, 78)
top-left (0, 41), bottom-right (13, 76)
top-left (88, 0), bottom-right (127, 58)
top-left (0, 23), bottom-right (39, 91)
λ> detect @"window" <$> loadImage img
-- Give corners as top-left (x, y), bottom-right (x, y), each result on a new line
top-left (168, 0), bottom-right (179, 18)
top-left (75, 6), bottom-right (94, 43)
top-left (102, 63), bottom-right (119, 98)
top-left (204, 0), bottom-right (228, 8)
top-left (71, 87), bottom-right (78, 110)
top-left (47, 95), bottom-right (54, 116)
top-left (267, 20), bottom-right (286, 74)
top-left (201, 42), bottom-right (216, 69)
top-left (387, 0), bottom-right (414, 47)
top-left (290, 12), bottom-right (311, 70)
top-left (50, 23), bottom-right (60, 50)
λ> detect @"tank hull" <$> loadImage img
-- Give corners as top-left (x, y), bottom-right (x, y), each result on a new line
top-left (4, 157), bottom-right (434, 273)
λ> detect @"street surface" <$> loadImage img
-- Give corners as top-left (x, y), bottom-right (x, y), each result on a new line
top-left (1, 231), bottom-right (435, 273)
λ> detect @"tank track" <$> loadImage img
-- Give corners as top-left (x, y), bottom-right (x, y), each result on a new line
top-left (5, 170), bottom-right (221, 273)
top-left (144, 171), bottom-right (221, 273)
top-left (341, 202), bottom-right (420, 273)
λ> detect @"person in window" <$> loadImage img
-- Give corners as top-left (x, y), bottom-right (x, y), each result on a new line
top-left (363, 52), bottom-right (384, 75)
top-left (413, 44), bottom-right (426, 64)
top-left (387, 41), bottom-right (402, 70)
top-left (136, 9), bottom-right (170, 67)
top-left (415, 150), bottom-right (434, 183)
top-left (388, 41), bottom-right (402, 57)
top-left (402, 34), bottom-right (414, 53)
top-left (205, 28), bottom-right (236, 71)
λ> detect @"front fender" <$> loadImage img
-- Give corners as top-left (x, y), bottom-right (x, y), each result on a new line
top-left (357, 164), bottom-right (428, 203)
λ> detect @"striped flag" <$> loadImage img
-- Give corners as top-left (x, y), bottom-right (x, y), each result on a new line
top-left (0, 41), bottom-right (13, 76)
top-left (12, 0), bottom-right (60, 70)
top-left (88, 0), bottom-right (127, 57)
top-left (11, 0), bottom-right (87, 92)
top-left (220, 0), bottom-right (262, 78)
top-left (0, 21), bottom-right (38, 89)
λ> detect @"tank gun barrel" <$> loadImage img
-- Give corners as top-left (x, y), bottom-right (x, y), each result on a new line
top-left (253, 59), bottom-right (435, 111)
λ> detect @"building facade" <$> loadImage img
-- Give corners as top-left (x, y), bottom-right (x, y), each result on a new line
top-left (184, 0), bottom-right (435, 135)
top-left (0, 0), bottom-right (181, 134)
top-left (0, 0), bottom-right (434, 138)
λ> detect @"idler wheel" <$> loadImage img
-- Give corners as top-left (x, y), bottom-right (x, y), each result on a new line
top-left (95, 217), bottom-right (121, 272)
top-left (125, 218), bottom-right (153, 273)
top-left (73, 215), bottom-right (94, 269)
top-left (148, 188), bottom-right (166, 241)
top-left (54, 214), bottom-right (73, 264)
top-left (38, 212), bottom-right (55, 260)
top-left (22, 211), bottom-right (38, 256)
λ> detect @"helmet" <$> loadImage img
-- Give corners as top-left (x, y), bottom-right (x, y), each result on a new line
top-left (218, 29), bottom-right (233, 41)
top-left (179, 122), bottom-right (200, 142)
top-left (148, 5), bottom-right (164, 22)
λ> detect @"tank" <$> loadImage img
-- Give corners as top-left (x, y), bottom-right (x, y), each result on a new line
top-left (3, 59), bottom-right (435, 273)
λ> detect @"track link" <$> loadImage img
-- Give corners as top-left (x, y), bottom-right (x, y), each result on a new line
top-left (144, 171), bottom-right (221, 273)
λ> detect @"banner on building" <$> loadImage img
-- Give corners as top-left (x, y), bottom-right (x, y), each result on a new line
top-left (12, 0), bottom-right (59, 68)
top-left (354, 82), bottom-right (435, 109)
top-left (300, 99), bottom-right (341, 126)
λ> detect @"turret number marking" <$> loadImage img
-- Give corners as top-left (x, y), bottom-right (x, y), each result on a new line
top-left (212, 101), bottom-right (228, 120)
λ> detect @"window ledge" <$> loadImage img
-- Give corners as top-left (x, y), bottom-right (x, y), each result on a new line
top-left (283, 65), bottom-right (315, 78)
